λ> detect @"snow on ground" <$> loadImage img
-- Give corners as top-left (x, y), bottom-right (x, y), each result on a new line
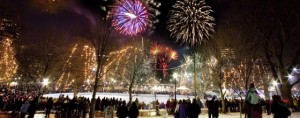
top-left (43, 92), bottom-right (194, 104)
top-left (15, 112), bottom-right (300, 118)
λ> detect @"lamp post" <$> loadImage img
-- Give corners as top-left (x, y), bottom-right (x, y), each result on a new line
top-left (173, 72), bottom-right (178, 100)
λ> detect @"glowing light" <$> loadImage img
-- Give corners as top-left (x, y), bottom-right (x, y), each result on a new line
top-left (124, 12), bottom-right (137, 19)
top-left (287, 74), bottom-right (293, 79)
top-left (43, 78), bottom-right (49, 86)
top-left (173, 72), bottom-right (178, 79)
top-left (112, 0), bottom-right (149, 35)
top-left (169, 50), bottom-right (178, 60)
top-left (10, 82), bottom-right (17, 86)
top-left (0, 38), bottom-right (18, 83)
top-left (150, 44), bottom-right (161, 55)
top-left (272, 80), bottom-right (279, 86)
top-left (167, 0), bottom-right (215, 46)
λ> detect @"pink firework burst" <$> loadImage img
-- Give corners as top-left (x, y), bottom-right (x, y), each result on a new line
top-left (112, 0), bottom-right (149, 36)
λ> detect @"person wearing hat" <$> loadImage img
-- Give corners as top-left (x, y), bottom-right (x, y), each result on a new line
top-left (246, 83), bottom-right (262, 118)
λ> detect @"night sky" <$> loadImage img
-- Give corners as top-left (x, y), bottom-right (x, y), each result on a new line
top-left (5, 0), bottom-right (225, 46)
top-left (1, 0), bottom-right (233, 70)
top-left (0, 0), bottom-right (232, 76)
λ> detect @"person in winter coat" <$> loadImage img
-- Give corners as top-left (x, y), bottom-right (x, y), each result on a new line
top-left (212, 97), bottom-right (219, 118)
top-left (246, 83), bottom-right (262, 118)
top-left (174, 100), bottom-right (181, 118)
top-left (189, 99), bottom-right (201, 118)
top-left (95, 97), bottom-right (101, 111)
top-left (82, 99), bottom-right (89, 118)
top-left (27, 97), bottom-right (38, 118)
top-left (45, 97), bottom-right (53, 118)
top-left (128, 102), bottom-right (139, 118)
top-left (271, 95), bottom-right (291, 118)
top-left (208, 96), bottom-right (219, 118)
top-left (117, 101), bottom-right (128, 118)
top-left (179, 99), bottom-right (188, 118)
top-left (20, 100), bottom-right (30, 118)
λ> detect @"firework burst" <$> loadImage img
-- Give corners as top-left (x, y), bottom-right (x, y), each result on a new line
top-left (150, 44), bottom-right (178, 77)
top-left (169, 50), bottom-right (178, 60)
top-left (112, 0), bottom-right (149, 35)
top-left (143, 0), bottom-right (161, 31)
top-left (167, 0), bottom-right (215, 46)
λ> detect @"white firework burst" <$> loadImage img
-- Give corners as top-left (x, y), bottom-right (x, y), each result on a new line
top-left (144, 0), bottom-right (161, 31)
top-left (167, 0), bottom-right (215, 46)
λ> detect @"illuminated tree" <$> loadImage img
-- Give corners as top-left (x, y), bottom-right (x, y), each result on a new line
top-left (0, 38), bottom-right (18, 84)
top-left (15, 31), bottom-right (66, 93)
top-left (55, 37), bottom-right (96, 95)
top-left (88, 19), bottom-right (115, 118)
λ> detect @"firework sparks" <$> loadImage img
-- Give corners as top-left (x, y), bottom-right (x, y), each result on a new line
top-left (169, 50), bottom-right (178, 60)
top-left (112, 0), bottom-right (149, 35)
top-left (150, 44), bottom-right (161, 55)
top-left (143, 0), bottom-right (161, 31)
top-left (167, 0), bottom-right (215, 46)
top-left (150, 44), bottom-right (178, 77)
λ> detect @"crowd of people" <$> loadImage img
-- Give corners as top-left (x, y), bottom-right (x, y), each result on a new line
top-left (51, 89), bottom-right (194, 96)
top-left (1, 84), bottom-right (300, 118)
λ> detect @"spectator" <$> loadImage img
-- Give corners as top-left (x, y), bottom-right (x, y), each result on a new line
top-left (246, 83), bottom-right (262, 118)
top-left (45, 97), bottom-right (53, 118)
top-left (117, 101), bottom-right (128, 118)
top-left (208, 96), bottom-right (219, 118)
top-left (189, 98), bottom-right (201, 118)
top-left (179, 99), bottom-right (188, 118)
top-left (27, 97), bottom-right (38, 118)
top-left (271, 95), bottom-right (291, 118)
top-left (128, 102), bottom-right (139, 118)
top-left (20, 100), bottom-right (30, 118)
top-left (174, 100), bottom-right (181, 118)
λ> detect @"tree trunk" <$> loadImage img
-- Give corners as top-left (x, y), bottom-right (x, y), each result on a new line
top-left (220, 90), bottom-right (226, 113)
top-left (73, 84), bottom-right (78, 97)
top-left (263, 83), bottom-right (270, 99)
top-left (280, 83), bottom-right (293, 105)
top-left (129, 83), bottom-right (133, 104)
top-left (89, 63), bottom-right (101, 118)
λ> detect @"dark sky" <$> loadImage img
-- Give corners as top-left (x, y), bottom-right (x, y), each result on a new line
top-left (1, 0), bottom-right (230, 46)
top-left (2, 0), bottom-right (229, 68)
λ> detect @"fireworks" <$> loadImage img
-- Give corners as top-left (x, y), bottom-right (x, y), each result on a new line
top-left (169, 50), bottom-right (178, 60)
top-left (167, 0), bottom-right (215, 46)
top-left (150, 44), bottom-right (161, 55)
top-left (112, 0), bottom-right (149, 35)
top-left (150, 44), bottom-right (178, 77)
top-left (143, 0), bottom-right (161, 31)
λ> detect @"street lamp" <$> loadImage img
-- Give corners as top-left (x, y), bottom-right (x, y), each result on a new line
top-left (173, 72), bottom-right (178, 100)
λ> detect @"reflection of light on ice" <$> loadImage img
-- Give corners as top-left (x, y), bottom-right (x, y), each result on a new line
top-left (43, 92), bottom-right (194, 104)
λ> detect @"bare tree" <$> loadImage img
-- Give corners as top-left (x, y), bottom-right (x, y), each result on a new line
top-left (88, 19), bottom-right (115, 118)
top-left (15, 31), bottom-right (66, 94)
top-left (113, 39), bottom-right (150, 103)
top-left (241, 0), bottom-right (300, 101)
